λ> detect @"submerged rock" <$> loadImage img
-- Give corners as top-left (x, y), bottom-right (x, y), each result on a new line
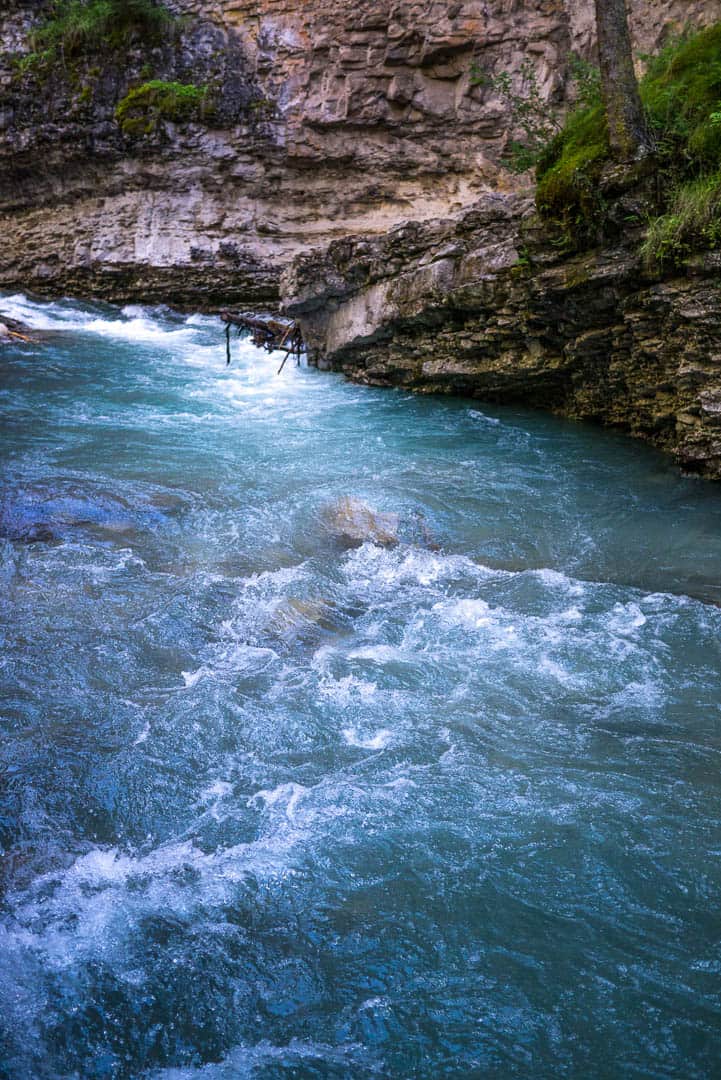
top-left (0, 483), bottom-right (173, 547)
top-left (264, 597), bottom-right (347, 648)
top-left (322, 498), bottom-right (399, 548)
top-left (0, 520), bottom-right (57, 545)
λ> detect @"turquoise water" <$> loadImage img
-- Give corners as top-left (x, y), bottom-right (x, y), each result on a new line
top-left (1, 294), bottom-right (720, 1079)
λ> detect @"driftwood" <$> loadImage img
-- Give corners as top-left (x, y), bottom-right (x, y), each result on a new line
top-left (0, 316), bottom-right (34, 344)
top-left (220, 311), bottom-right (304, 373)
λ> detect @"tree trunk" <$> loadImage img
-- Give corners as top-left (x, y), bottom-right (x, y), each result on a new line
top-left (594, 0), bottom-right (649, 159)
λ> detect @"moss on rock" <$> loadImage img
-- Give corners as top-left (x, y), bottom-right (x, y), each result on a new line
top-left (115, 80), bottom-right (211, 136)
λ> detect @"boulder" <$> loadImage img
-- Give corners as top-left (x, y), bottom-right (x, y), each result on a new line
top-left (322, 497), bottom-right (399, 548)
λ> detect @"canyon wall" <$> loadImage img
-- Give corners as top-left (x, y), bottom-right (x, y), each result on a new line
top-left (1, 0), bottom-right (718, 302)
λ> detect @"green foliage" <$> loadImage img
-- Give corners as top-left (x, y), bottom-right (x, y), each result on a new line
top-left (536, 23), bottom-right (721, 262)
top-left (115, 80), bottom-right (210, 136)
top-left (640, 24), bottom-right (721, 167)
top-left (30, 0), bottom-right (173, 57)
top-left (640, 173), bottom-right (721, 266)
top-left (535, 104), bottom-right (608, 226)
top-left (567, 53), bottom-right (603, 110)
top-left (12, 48), bottom-right (56, 76)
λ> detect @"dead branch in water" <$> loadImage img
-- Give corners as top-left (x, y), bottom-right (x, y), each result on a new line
top-left (0, 317), bottom-right (35, 344)
top-left (220, 311), bottom-right (304, 371)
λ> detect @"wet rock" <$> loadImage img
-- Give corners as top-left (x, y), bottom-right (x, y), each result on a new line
top-left (0, 483), bottom-right (170, 547)
top-left (322, 498), bottom-right (399, 548)
top-left (0, 520), bottom-right (57, 544)
top-left (0, 316), bottom-right (34, 344)
top-left (265, 597), bottom-right (345, 647)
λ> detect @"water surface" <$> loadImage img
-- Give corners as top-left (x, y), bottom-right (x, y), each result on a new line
top-left (1, 294), bottom-right (720, 1079)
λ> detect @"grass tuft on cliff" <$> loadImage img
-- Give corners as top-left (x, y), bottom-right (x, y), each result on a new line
top-left (115, 81), bottom-right (210, 136)
top-left (536, 23), bottom-right (721, 264)
top-left (30, 0), bottom-right (173, 57)
top-left (639, 172), bottom-right (721, 265)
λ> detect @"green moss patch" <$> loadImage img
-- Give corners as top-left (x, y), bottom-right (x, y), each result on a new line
top-left (642, 24), bottom-right (721, 167)
top-left (535, 104), bottom-right (608, 226)
top-left (115, 80), bottom-right (210, 136)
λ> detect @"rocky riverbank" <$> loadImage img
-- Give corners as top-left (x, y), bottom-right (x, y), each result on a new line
top-left (283, 192), bottom-right (721, 478)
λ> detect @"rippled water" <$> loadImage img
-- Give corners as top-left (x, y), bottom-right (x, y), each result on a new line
top-left (1, 294), bottom-right (720, 1079)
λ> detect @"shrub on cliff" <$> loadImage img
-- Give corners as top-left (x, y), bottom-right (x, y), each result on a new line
top-left (473, 54), bottom-right (601, 176)
top-left (536, 23), bottom-right (721, 264)
top-left (115, 81), bottom-right (211, 136)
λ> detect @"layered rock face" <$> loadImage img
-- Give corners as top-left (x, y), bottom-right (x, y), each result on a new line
top-left (283, 197), bottom-right (721, 478)
top-left (1, 0), bottom-right (717, 302)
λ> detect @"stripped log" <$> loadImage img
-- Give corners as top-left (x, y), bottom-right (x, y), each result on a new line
top-left (220, 311), bottom-right (304, 371)
top-left (0, 317), bottom-right (35, 344)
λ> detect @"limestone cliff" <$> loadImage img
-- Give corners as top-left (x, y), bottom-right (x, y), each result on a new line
top-left (1, 0), bottom-right (718, 302)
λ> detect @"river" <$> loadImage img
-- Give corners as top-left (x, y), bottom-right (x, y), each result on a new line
top-left (1, 294), bottom-right (720, 1078)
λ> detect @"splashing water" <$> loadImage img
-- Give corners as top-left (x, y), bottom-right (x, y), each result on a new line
top-left (1, 295), bottom-right (720, 1079)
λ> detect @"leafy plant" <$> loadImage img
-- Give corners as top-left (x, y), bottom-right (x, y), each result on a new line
top-left (640, 173), bottom-right (721, 266)
top-left (472, 57), bottom-right (562, 174)
top-left (12, 48), bottom-right (56, 76)
top-left (473, 53), bottom-right (602, 176)
top-left (567, 53), bottom-right (603, 110)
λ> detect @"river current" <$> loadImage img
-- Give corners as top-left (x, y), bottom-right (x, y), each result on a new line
top-left (0, 294), bottom-right (720, 1079)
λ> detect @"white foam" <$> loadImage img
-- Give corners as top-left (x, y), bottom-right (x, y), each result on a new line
top-left (317, 673), bottom-right (378, 703)
top-left (342, 727), bottom-right (392, 750)
top-left (250, 782), bottom-right (308, 822)
top-left (82, 316), bottom-right (197, 345)
top-left (147, 1037), bottom-right (371, 1078)
top-left (343, 543), bottom-right (500, 591)
top-left (0, 293), bottom-right (205, 348)
top-left (3, 796), bottom-right (324, 968)
top-left (133, 721), bottom-right (151, 746)
top-left (537, 655), bottom-right (577, 686)
top-left (532, 568), bottom-right (587, 596)
top-left (202, 780), bottom-right (233, 800)
top-left (435, 597), bottom-right (493, 627)
top-left (347, 644), bottom-right (403, 664)
top-left (468, 408), bottom-right (501, 426)
top-left (0, 293), bottom-right (95, 330)
top-left (432, 597), bottom-right (519, 649)
top-left (181, 667), bottom-right (208, 688)
top-left (607, 601), bottom-right (648, 636)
